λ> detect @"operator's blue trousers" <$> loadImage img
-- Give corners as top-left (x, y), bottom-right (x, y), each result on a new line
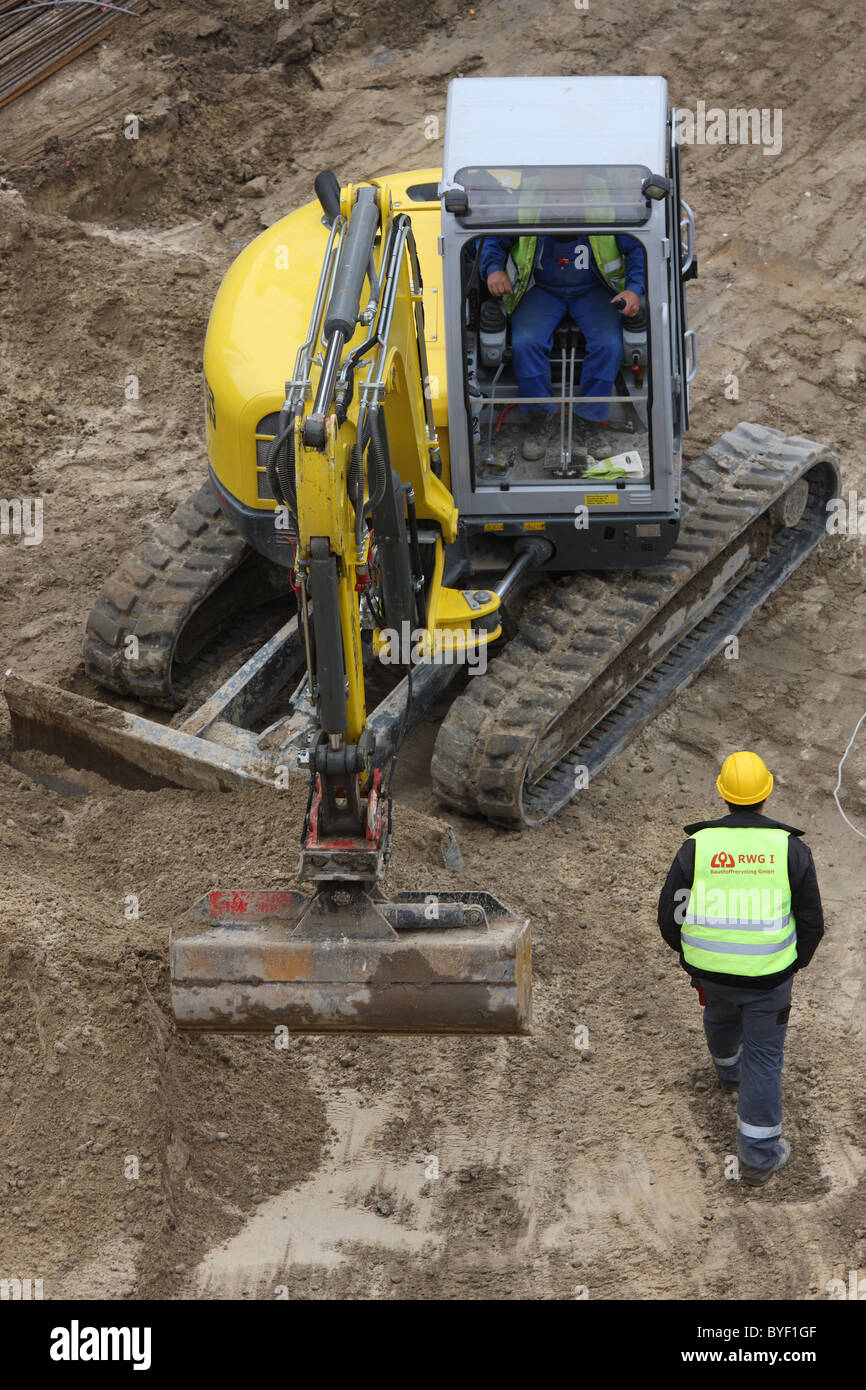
top-left (510, 282), bottom-right (624, 423)
top-left (700, 977), bottom-right (793, 1171)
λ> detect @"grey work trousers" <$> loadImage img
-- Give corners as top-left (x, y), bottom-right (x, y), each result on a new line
top-left (699, 976), bottom-right (793, 1170)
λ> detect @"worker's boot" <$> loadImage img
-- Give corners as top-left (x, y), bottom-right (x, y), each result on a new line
top-left (740, 1138), bottom-right (791, 1187)
top-left (521, 410), bottom-right (555, 462)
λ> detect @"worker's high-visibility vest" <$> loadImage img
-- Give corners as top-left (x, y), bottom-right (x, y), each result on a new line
top-left (502, 233), bottom-right (627, 314)
top-left (681, 827), bottom-right (798, 976)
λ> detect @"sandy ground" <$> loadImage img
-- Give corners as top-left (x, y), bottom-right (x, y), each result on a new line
top-left (1, 0), bottom-right (865, 1300)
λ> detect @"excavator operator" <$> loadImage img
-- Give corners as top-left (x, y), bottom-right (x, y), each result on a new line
top-left (480, 230), bottom-right (645, 461)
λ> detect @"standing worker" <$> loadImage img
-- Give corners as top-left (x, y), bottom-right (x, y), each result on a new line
top-left (657, 751), bottom-right (825, 1186)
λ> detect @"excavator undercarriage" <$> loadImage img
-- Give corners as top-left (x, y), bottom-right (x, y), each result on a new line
top-left (6, 428), bottom-right (837, 813)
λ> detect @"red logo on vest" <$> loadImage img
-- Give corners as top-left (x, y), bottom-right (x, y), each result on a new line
top-left (710, 851), bottom-right (736, 869)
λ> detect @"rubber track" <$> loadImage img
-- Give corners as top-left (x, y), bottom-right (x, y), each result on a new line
top-left (83, 482), bottom-right (251, 708)
top-left (430, 423), bottom-right (839, 827)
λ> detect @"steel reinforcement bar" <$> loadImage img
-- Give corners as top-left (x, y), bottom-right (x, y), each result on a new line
top-left (0, 0), bottom-right (148, 110)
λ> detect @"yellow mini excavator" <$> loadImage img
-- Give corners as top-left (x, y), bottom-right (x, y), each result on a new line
top-left (5, 77), bottom-right (839, 1035)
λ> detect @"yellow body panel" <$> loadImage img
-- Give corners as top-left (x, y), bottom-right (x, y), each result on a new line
top-left (372, 537), bottom-right (502, 661)
top-left (204, 171), bottom-right (499, 745)
top-left (203, 168), bottom-right (449, 514)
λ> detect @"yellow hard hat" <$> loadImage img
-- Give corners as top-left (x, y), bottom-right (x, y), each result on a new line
top-left (717, 751), bottom-right (773, 806)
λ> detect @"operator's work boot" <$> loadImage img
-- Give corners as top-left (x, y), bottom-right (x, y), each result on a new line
top-left (740, 1138), bottom-right (791, 1187)
top-left (521, 410), bottom-right (555, 462)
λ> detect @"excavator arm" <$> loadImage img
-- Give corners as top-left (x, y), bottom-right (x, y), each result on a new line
top-left (279, 175), bottom-right (499, 896)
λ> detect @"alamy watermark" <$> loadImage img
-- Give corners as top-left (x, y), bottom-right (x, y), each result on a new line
top-left (674, 884), bottom-right (788, 928)
top-left (378, 620), bottom-right (488, 674)
top-left (675, 102), bottom-right (782, 157)
top-left (50, 1322), bottom-right (151, 1370)
top-left (826, 1269), bottom-right (866, 1299)
top-left (826, 492), bottom-right (866, 537)
top-left (0, 498), bottom-right (43, 546)
top-left (1, 1277), bottom-right (43, 1300)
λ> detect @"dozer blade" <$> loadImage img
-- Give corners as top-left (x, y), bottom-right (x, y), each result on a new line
top-left (3, 674), bottom-right (280, 792)
top-left (170, 887), bottom-right (531, 1035)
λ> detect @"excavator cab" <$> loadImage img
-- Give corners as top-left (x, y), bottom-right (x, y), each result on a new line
top-left (438, 75), bottom-right (695, 578)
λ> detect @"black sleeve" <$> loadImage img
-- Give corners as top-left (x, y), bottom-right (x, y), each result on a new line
top-left (788, 838), bottom-right (825, 970)
top-left (657, 840), bottom-right (695, 951)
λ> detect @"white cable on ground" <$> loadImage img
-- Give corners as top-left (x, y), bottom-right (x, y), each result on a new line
top-left (833, 710), bottom-right (866, 840)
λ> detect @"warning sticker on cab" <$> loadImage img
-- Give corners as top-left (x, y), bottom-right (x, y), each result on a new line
top-left (584, 493), bottom-right (619, 506)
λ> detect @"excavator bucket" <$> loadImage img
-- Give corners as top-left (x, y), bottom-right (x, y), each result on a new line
top-left (171, 888), bottom-right (531, 1035)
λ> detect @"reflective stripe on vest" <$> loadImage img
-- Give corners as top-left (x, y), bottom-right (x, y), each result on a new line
top-left (587, 234), bottom-right (626, 292)
top-left (682, 826), bottom-right (798, 976)
top-left (686, 911), bottom-right (791, 930)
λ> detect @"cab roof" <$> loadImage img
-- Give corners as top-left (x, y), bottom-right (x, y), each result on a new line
top-left (442, 75), bottom-right (668, 187)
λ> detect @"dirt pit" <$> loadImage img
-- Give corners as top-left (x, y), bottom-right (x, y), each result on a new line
top-left (1, 0), bottom-right (865, 1301)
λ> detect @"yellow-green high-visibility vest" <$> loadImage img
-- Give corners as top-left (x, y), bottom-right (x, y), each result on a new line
top-left (588, 234), bottom-right (627, 292)
top-left (502, 233), bottom-right (628, 314)
top-left (682, 827), bottom-right (798, 976)
top-left (502, 236), bottom-right (538, 315)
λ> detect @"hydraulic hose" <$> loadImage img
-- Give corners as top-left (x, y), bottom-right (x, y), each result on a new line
top-left (265, 418), bottom-right (297, 510)
top-left (365, 410), bottom-right (390, 516)
top-left (265, 417), bottom-right (299, 542)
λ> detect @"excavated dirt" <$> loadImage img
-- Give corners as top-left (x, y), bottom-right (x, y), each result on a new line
top-left (1, 0), bottom-right (865, 1300)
